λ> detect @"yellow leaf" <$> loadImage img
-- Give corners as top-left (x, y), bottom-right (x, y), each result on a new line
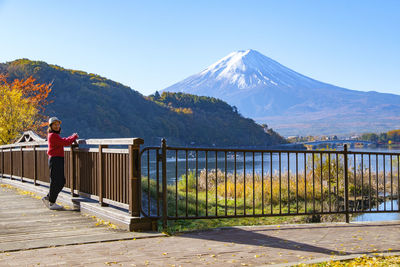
top-left (0, 80), bottom-right (39, 144)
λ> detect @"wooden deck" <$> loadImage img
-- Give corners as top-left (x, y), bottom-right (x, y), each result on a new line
top-left (0, 184), bottom-right (162, 252)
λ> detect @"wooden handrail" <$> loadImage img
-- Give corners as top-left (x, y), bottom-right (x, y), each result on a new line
top-left (0, 141), bottom-right (48, 149)
top-left (0, 138), bottom-right (144, 149)
top-left (77, 138), bottom-right (144, 146)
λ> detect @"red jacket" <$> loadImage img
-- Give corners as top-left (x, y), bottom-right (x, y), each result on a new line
top-left (47, 133), bottom-right (78, 158)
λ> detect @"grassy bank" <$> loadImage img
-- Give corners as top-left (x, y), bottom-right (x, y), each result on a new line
top-left (141, 171), bottom-right (346, 232)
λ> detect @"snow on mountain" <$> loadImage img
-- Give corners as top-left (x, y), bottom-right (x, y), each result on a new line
top-left (163, 49), bottom-right (400, 136)
top-left (165, 49), bottom-right (334, 94)
top-left (199, 49), bottom-right (317, 88)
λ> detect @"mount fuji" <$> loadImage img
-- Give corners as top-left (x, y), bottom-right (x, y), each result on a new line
top-left (163, 49), bottom-right (400, 136)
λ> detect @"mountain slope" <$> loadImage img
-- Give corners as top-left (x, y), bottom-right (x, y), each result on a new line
top-left (164, 49), bottom-right (400, 136)
top-left (0, 59), bottom-right (286, 147)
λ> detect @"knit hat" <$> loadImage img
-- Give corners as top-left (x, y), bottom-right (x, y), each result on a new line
top-left (48, 117), bottom-right (61, 125)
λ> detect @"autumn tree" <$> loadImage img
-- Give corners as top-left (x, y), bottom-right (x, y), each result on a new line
top-left (387, 129), bottom-right (400, 142)
top-left (0, 74), bottom-right (52, 145)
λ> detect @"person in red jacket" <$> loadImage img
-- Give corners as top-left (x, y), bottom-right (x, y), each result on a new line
top-left (42, 117), bottom-right (79, 210)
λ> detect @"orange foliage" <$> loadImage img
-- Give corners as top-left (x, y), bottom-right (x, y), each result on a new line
top-left (171, 107), bottom-right (193, 114)
top-left (387, 129), bottom-right (400, 135)
top-left (0, 74), bottom-right (52, 135)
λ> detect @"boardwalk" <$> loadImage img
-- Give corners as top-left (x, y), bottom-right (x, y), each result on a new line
top-left (0, 184), bottom-right (162, 253)
top-left (1, 183), bottom-right (400, 266)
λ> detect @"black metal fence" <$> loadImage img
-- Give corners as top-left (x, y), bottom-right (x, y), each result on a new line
top-left (141, 140), bottom-right (400, 228)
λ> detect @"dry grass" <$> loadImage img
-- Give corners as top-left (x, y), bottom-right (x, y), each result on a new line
top-left (180, 168), bottom-right (340, 206)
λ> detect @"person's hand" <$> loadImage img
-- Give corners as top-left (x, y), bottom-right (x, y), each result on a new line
top-left (73, 133), bottom-right (79, 139)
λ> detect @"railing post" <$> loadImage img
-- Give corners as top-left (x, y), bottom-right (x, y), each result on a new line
top-left (98, 145), bottom-right (107, 206)
top-left (33, 146), bottom-right (37, 186)
top-left (10, 148), bottom-right (13, 180)
top-left (161, 139), bottom-right (167, 230)
top-left (128, 140), bottom-right (143, 216)
top-left (343, 144), bottom-right (350, 223)
top-left (0, 148), bottom-right (3, 178)
top-left (20, 147), bottom-right (24, 183)
top-left (70, 144), bottom-right (78, 197)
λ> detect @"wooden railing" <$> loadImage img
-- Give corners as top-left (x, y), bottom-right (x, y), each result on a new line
top-left (0, 136), bottom-right (143, 216)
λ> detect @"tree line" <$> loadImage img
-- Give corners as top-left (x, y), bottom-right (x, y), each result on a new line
top-left (360, 129), bottom-right (400, 144)
top-left (0, 59), bottom-right (286, 147)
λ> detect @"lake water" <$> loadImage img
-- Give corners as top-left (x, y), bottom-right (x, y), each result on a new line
top-left (142, 146), bottom-right (400, 183)
top-left (352, 199), bottom-right (400, 222)
top-left (350, 147), bottom-right (400, 221)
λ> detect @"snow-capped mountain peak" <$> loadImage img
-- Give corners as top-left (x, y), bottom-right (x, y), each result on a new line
top-left (200, 49), bottom-right (274, 88)
top-left (163, 49), bottom-right (328, 99)
top-left (182, 49), bottom-right (318, 90)
top-left (163, 49), bottom-right (400, 136)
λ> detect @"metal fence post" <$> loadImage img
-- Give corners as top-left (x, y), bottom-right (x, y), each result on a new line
top-left (161, 139), bottom-right (167, 230)
top-left (128, 139), bottom-right (143, 216)
top-left (343, 144), bottom-right (350, 223)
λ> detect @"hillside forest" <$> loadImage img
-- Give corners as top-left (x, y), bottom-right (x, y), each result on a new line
top-left (0, 59), bottom-right (286, 147)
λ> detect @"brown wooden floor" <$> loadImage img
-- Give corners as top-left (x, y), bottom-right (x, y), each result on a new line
top-left (0, 184), bottom-right (162, 252)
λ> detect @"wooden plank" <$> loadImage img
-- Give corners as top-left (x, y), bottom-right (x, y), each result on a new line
top-left (0, 227), bottom-right (121, 243)
top-left (0, 232), bottom-right (142, 253)
top-left (0, 185), bottom-right (156, 253)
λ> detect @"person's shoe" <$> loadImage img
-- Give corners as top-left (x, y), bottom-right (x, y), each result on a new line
top-left (42, 196), bottom-right (50, 209)
top-left (49, 202), bottom-right (63, 210)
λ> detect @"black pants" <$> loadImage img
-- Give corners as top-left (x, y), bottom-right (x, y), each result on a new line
top-left (48, 157), bottom-right (66, 203)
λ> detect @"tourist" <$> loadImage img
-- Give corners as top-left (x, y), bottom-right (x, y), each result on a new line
top-left (42, 117), bottom-right (78, 210)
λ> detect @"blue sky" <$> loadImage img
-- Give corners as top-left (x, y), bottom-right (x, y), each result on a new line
top-left (0, 0), bottom-right (399, 96)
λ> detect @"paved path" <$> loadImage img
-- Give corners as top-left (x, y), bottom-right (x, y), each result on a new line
top-left (1, 184), bottom-right (399, 266)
